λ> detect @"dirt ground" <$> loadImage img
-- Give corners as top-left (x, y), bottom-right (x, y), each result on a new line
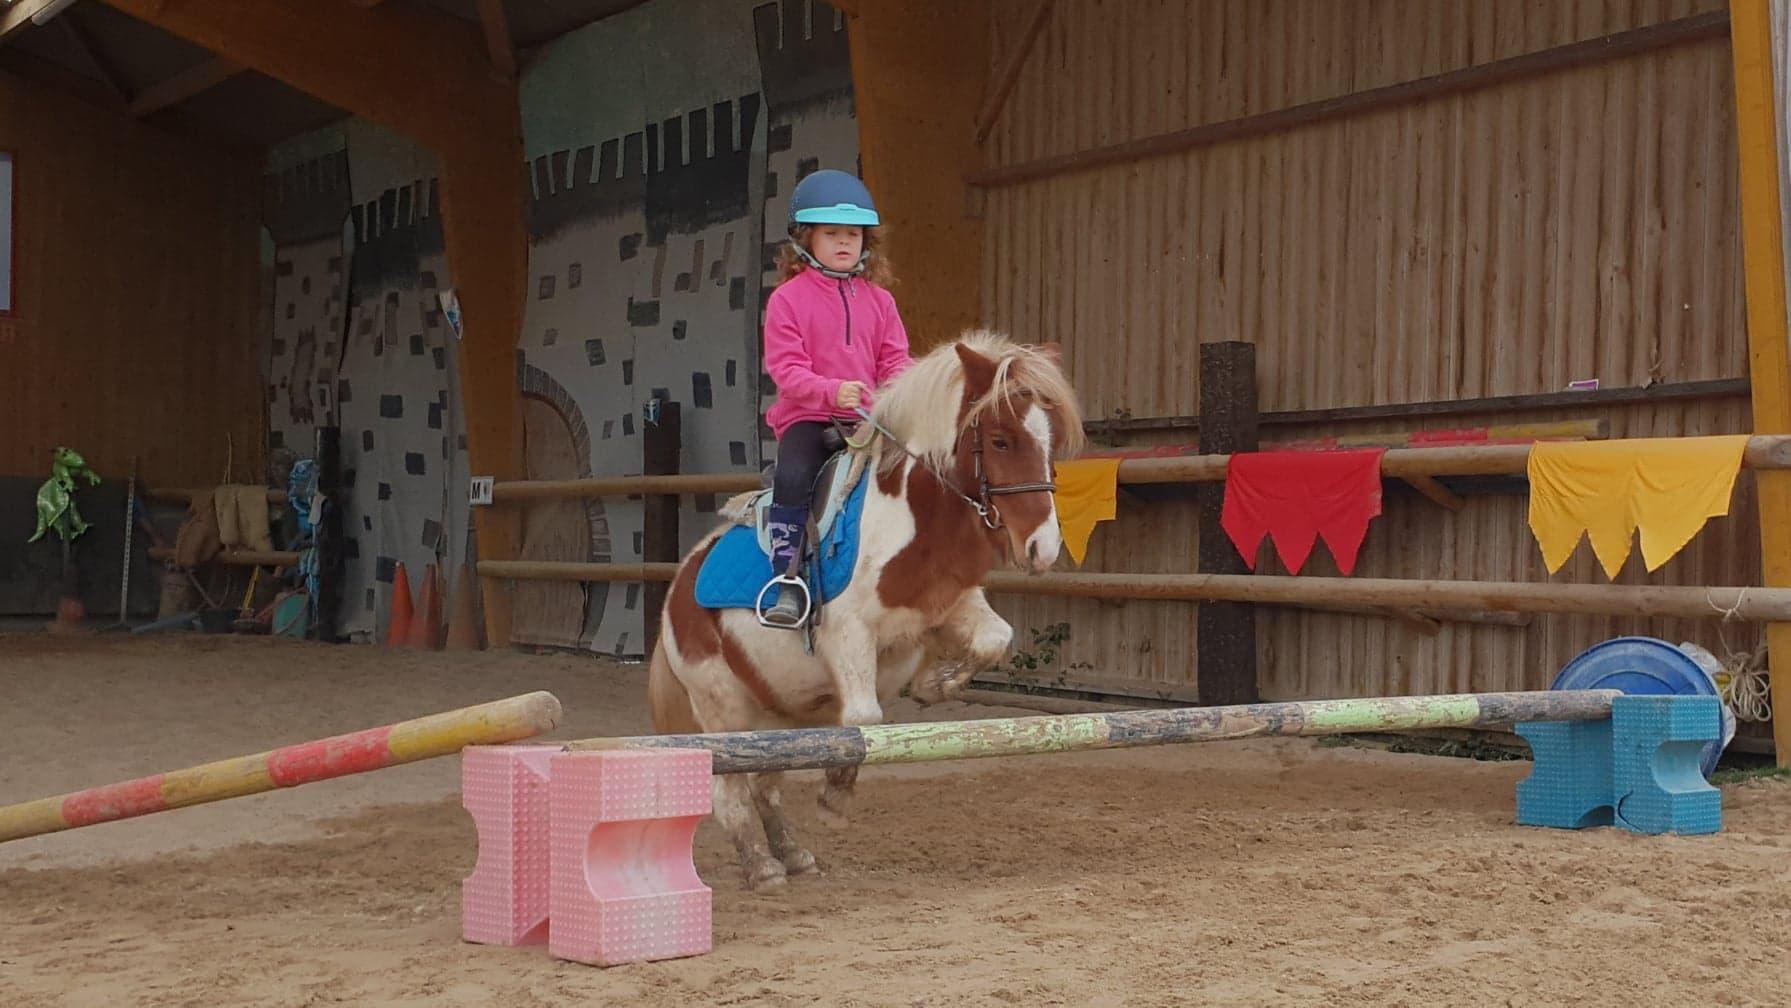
top-left (1, 635), bottom-right (1788, 1007)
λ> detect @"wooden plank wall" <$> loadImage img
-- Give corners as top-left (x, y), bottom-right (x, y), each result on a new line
top-left (0, 69), bottom-right (263, 488)
top-left (976, 1), bottom-right (1763, 705)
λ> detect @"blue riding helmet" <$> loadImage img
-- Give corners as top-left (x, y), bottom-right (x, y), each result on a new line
top-left (788, 169), bottom-right (880, 227)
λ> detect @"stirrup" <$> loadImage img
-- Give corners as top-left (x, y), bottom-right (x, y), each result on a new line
top-left (756, 574), bottom-right (813, 629)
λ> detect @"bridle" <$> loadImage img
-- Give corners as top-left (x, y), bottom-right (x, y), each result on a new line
top-left (851, 407), bottom-right (1056, 531)
top-left (962, 416), bottom-right (1057, 530)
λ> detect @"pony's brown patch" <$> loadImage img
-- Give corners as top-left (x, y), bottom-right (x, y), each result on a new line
top-left (665, 541), bottom-right (721, 662)
top-left (877, 462), bottom-right (996, 617)
top-left (666, 540), bottom-right (791, 718)
top-left (719, 626), bottom-right (791, 719)
top-left (877, 458), bottom-right (907, 497)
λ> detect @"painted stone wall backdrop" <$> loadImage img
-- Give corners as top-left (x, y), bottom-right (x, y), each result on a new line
top-left (517, 0), bottom-right (861, 657)
top-left (263, 158), bottom-right (351, 465)
top-left (262, 124), bottom-right (473, 642)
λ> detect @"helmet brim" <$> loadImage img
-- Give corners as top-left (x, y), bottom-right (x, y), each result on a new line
top-left (793, 205), bottom-right (880, 227)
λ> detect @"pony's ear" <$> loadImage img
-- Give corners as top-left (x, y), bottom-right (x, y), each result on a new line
top-left (1035, 341), bottom-right (1063, 362)
top-left (955, 342), bottom-right (999, 403)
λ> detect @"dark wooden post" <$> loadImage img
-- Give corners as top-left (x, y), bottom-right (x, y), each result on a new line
top-left (314, 425), bottom-right (344, 643)
top-left (641, 400), bottom-right (681, 657)
top-left (1196, 342), bottom-right (1259, 705)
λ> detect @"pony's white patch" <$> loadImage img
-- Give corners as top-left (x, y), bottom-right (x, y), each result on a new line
top-left (1022, 402), bottom-right (1053, 469)
top-left (1020, 403), bottom-right (1062, 569)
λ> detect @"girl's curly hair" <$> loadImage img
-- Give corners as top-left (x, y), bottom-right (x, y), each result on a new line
top-left (775, 224), bottom-right (896, 288)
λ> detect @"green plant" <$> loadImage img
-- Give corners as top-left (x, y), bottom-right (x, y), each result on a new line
top-left (1009, 622), bottom-right (1093, 674)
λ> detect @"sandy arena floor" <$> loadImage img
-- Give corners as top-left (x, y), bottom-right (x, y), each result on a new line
top-left (1, 634), bottom-right (1788, 1007)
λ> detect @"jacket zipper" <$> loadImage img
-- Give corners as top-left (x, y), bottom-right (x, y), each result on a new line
top-left (837, 278), bottom-right (854, 346)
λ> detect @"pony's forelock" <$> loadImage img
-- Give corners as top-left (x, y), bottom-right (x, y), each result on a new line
top-left (866, 330), bottom-right (1084, 477)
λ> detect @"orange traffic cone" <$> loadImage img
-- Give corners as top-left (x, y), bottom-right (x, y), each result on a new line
top-left (47, 556), bottom-right (88, 635)
top-left (445, 563), bottom-right (483, 651)
top-left (386, 562), bottom-right (415, 648)
top-left (408, 563), bottom-right (444, 650)
top-left (48, 594), bottom-right (88, 635)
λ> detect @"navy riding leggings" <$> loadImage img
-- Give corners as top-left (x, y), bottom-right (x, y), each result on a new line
top-left (772, 421), bottom-right (835, 509)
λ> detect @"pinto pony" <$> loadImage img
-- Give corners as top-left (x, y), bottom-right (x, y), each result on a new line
top-left (648, 331), bottom-right (1085, 887)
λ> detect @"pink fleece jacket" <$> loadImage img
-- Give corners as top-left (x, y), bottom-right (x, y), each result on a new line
top-left (763, 265), bottom-right (913, 439)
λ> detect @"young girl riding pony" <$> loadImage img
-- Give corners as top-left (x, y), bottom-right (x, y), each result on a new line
top-left (760, 169), bottom-right (912, 628)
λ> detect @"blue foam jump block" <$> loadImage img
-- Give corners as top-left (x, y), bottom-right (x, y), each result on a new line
top-left (1611, 695), bottom-right (1723, 836)
top-left (1516, 694), bottom-right (1721, 836)
top-left (1515, 719), bottom-right (1615, 830)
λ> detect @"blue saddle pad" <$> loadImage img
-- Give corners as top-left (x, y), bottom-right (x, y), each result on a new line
top-left (694, 476), bottom-right (869, 611)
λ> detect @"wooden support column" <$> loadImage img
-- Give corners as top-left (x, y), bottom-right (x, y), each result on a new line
top-left (641, 401), bottom-right (681, 657)
top-left (1196, 342), bottom-right (1259, 706)
top-left (435, 139), bottom-right (527, 648)
top-left (1729, 0), bottom-right (1791, 764)
top-left (314, 426), bottom-right (345, 642)
top-left (100, 0), bottom-right (528, 647)
top-left (845, 1), bottom-right (990, 352)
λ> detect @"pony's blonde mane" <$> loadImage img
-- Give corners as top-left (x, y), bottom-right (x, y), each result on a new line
top-left (865, 330), bottom-right (1084, 476)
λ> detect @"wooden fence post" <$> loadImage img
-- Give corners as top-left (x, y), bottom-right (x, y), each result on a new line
top-left (641, 400), bottom-right (681, 657)
top-left (1197, 342), bottom-right (1259, 705)
top-left (314, 425), bottom-right (344, 643)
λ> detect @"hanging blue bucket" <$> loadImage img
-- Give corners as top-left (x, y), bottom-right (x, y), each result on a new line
top-left (1550, 636), bottom-right (1734, 778)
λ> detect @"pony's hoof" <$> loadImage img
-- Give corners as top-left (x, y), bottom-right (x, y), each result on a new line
top-left (816, 802), bottom-right (850, 831)
top-left (781, 848), bottom-right (819, 875)
top-left (908, 680), bottom-right (945, 706)
top-left (746, 857), bottom-right (788, 890)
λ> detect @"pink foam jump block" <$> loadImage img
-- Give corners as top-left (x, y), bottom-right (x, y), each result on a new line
top-left (549, 749), bottom-right (714, 967)
top-left (460, 744), bottom-right (559, 946)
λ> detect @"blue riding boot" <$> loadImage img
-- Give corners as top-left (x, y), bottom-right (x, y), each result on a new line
top-left (759, 505), bottom-right (812, 629)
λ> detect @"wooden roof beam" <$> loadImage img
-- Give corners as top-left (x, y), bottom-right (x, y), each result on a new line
top-left (58, 9), bottom-right (129, 101)
top-left (0, 44), bottom-right (125, 111)
top-left (128, 55), bottom-right (243, 117)
top-left (475, 0), bottom-right (515, 79)
top-left (97, 0), bottom-right (514, 151)
top-left (2, 0), bottom-right (79, 43)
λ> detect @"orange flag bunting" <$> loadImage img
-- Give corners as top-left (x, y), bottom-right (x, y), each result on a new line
top-left (1053, 458), bottom-right (1122, 566)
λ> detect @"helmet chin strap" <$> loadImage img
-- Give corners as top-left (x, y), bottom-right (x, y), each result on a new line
top-left (792, 239), bottom-right (868, 280)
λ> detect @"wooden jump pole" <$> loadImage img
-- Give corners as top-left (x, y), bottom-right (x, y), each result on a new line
top-left (565, 689), bottom-right (1621, 774)
top-left (475, 559), bottom-right (1791, 623)
top-left (0, 691), bottom-right (563, 844)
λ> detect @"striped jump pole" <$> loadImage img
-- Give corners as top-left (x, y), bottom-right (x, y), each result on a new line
top-left (565, 690), bottom-right (1623, 774)
top-left (0, 691), bottom-right (563, 844)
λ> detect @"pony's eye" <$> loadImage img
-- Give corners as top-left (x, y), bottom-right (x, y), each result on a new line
top-left (992, 437), bottom-right (1011, 451)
